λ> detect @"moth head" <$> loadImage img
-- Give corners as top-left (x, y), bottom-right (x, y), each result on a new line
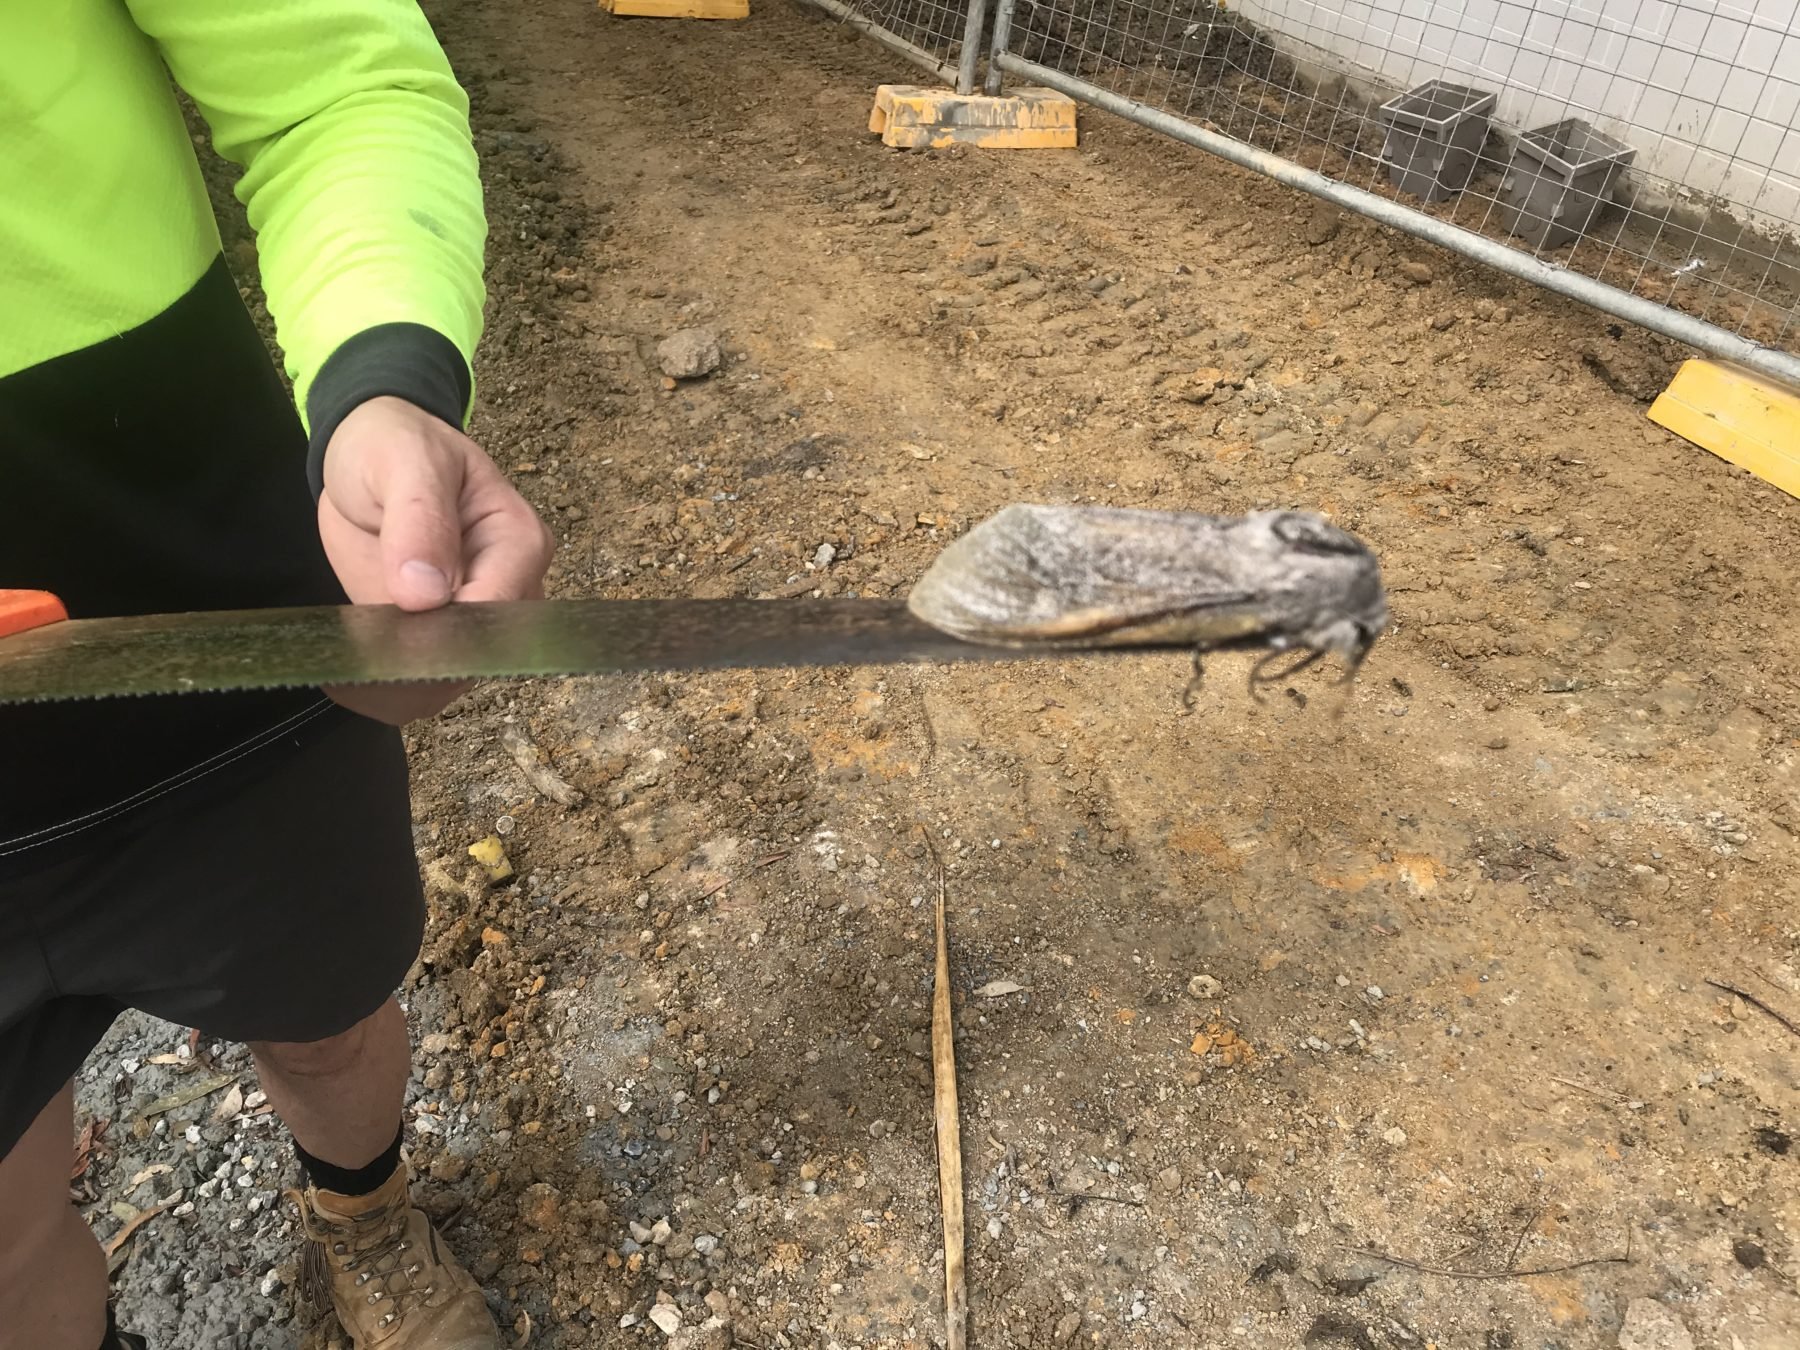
top-left (1304, 614), bottom-right (1384, 676)
top-left (1254, 511), bottom-right (1389, 676)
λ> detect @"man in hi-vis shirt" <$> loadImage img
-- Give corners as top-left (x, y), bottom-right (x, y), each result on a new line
top-left (1, 4), bottom-right (554, 1348)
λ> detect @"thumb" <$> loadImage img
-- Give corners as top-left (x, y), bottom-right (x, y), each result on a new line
top-left (375, 452), bottom-right (465, 610)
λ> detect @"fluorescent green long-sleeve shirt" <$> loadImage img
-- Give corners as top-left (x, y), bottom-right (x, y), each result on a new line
top-left (0, 2), bottom-right (493, 850)
top-left (0, 0), bottom-right (487, 440)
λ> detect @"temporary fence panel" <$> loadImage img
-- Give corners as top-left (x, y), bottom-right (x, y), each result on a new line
top-left (802, 0), bottom-right (991, 92)
top-left (987, 0), bottom-right (1800, 386)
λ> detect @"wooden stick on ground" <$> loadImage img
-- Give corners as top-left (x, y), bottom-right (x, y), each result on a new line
top-left (1705, 978), bottom-right (1800, 1042)
top-left (928, 841), bottom-right (968, 1350)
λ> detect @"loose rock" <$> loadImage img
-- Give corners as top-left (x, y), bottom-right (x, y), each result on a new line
top-left (1732, 1238), bottom-right (1766, 1269)
top-left (518, 1182), bottom-right (562, 1232)
top-left (1304, 204), bottom-right (1342, 246)
top-left (657, 329), bottom-right (722, 380)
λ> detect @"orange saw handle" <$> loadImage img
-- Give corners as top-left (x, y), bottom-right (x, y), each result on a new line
top-left (0, 590), bottom-right (69, 638)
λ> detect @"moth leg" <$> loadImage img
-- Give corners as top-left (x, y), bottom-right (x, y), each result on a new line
top-left (1248, 647), bottom-right (1327, 702)
top-left (1180, 649), bottom-right (1207, 710)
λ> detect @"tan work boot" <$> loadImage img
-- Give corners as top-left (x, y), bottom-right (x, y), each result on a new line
top-left (288, 1157), bottom-right (498, 1349)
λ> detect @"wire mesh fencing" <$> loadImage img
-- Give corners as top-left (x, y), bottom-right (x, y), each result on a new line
top-left (989, 0), bottom-right (1800, 380)
top-left (801, 0), bottom-right (990, 91)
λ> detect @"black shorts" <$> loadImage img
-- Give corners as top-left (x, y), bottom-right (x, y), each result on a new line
top-left (0, 705), bottom-right (426, 1158)
top-left (0, 255), bottom-right (427, 1159)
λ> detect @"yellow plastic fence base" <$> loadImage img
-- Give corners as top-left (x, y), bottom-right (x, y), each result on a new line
top-left (1648, 359), bottom-right (1800, 501)
top-left (599, 0), bottom-right (746, 18)
top-left (868, 85), bottom-right (1079, 150)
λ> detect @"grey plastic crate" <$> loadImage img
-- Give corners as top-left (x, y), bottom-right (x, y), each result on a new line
top-left (1500, 118), bottom-right (1637, 250)
top-left (1378, 80), bottom-right (1497, 202)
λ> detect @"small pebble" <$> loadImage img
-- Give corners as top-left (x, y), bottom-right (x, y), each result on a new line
top-left (1187, 974), bottom-right (1224, 999)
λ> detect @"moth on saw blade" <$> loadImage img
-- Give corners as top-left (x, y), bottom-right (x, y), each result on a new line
top-left (905, 504), bottom-right (1388, 702)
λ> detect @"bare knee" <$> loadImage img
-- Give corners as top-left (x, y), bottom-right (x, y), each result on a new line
top-left (251, 1018), bottom-right (372, 1080)
top-left (249, 996), bottom-right (403, 1082)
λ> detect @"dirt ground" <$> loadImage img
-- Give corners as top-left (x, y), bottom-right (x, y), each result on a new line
top-left (82, 2), bottom-right (1800, 1347)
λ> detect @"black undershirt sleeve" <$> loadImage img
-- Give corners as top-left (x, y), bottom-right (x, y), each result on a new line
top-left (304, 322), bottom-right (472, 497)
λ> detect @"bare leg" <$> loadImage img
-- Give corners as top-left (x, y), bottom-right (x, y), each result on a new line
top-left (0, 1083), bottom-right (108, 1350)
top-left (250, 996), bottom-right (410, 1171)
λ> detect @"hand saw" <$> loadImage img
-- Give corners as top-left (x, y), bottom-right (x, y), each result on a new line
top-left (0, 588), bottom-right (1203, 705)
top-left (0, 505), bottom-right (1386, 706)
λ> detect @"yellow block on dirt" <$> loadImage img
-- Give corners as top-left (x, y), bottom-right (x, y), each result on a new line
top-left (868, 85), bottom-right (1078, 150)
top-left (1649, 358), bottom-right (1800, 502)
top-left (599, 0), bottom-right (747, 18)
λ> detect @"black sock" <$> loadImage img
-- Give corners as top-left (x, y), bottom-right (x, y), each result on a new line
top-left (294, 1125), bottom-right (404, 1197)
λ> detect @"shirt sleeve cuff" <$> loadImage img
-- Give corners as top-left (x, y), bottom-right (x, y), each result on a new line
top-left (304, 323), bottom-right (473, 498)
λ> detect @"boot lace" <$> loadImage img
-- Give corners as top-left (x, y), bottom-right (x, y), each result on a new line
top-left (289, 1188), bottom-right (439, 1333)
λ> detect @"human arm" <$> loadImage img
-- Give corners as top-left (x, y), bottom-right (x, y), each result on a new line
top-left (125, 0), bottom-right (552, 720)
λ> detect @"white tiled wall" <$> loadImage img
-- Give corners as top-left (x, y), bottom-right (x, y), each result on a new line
top-left (1232, 0), bottom-right (1800, 228)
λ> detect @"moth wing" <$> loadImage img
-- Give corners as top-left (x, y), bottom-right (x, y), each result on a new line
top-left (908, 504), bottom-right (1263, 645)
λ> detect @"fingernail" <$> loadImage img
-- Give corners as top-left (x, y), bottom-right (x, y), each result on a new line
top-left (401, 560), bottom-right (452, 603)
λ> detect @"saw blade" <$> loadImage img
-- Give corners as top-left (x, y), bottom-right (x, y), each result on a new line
top-left (0, 597), bottom-right (1190, 705)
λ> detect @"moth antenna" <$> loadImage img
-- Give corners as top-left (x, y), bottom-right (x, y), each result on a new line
top-left (1180, 649), bottom-right (1207, 710)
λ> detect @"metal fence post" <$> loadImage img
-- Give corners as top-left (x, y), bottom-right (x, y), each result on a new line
top-left (955, 0), bottom-right (988, 96)
top-left (983, 0), bottom-right (1014, 98)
